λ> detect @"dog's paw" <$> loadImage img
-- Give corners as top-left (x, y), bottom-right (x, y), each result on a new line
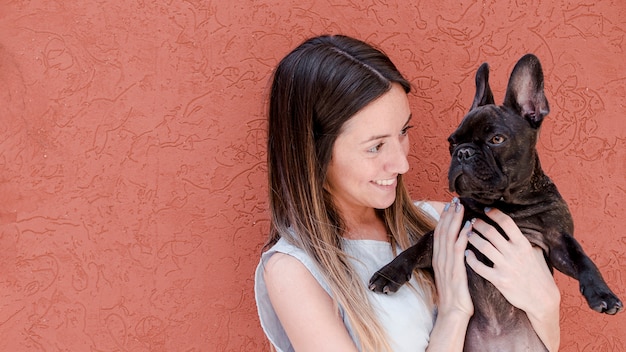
top-left (581, 284), bottom-right (624, 315)
top-left (368, 267), bottom-right (411, 294)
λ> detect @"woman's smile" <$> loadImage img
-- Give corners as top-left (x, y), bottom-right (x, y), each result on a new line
top-left (373, 178), bottom-right (397, 187)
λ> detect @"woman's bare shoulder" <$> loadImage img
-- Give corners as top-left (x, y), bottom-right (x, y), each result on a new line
top-left (263, 252), bottom-right (311, 284)
top-left (263, 252), bottom-right (358, 351)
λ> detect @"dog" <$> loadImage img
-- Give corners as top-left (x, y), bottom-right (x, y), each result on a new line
top-left (369, 54), bottom-right (623, 351)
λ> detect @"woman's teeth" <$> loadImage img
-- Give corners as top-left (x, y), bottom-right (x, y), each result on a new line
top-left (375, 179), bottom-right (394, 186)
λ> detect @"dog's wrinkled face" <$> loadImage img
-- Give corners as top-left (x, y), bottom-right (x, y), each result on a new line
top-left (447, 105), bottom-right (539, 203)
top-left (447, 54), bottom-right (549, 205)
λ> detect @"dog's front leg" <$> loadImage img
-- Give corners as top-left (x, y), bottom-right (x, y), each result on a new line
top-left (368, 231), bottom-right (434, 294)
top-left (549, 233), bottom-right (623, 314)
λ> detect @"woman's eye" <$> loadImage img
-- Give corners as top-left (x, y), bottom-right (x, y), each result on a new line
top-left (401, 125), bottom-right (414, 136)
top-left (490, 135), bottom-right (506, 144)
top-left (368, 143), bottom-right (384, 153)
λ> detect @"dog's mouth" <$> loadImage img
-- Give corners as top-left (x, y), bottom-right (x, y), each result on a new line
top-left (449, 166), bottom-right (507, 203)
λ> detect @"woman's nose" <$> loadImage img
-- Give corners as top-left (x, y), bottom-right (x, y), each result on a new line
top-left (387, 139), bottom-right (410, 174)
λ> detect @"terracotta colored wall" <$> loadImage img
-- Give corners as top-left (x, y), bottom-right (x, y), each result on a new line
top-left (0, 1), bottom-right (624, 351)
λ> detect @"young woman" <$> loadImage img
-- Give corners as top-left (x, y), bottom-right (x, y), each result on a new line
top-left (254, 34), bottom-right (560, 352)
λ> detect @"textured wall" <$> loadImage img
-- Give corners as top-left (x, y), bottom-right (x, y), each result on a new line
top-left (0, 0), bottom-right (624, 351)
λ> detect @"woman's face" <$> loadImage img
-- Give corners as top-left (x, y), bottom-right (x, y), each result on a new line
top-left (325, 83), bottom-right (412, 218)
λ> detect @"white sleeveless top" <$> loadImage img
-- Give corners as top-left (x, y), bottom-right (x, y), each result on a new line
top-left (254, 202), bottom-right (439, 351)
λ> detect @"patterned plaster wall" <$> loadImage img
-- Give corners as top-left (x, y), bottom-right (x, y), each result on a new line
top-left (0, 0), bottom-right (624, 351)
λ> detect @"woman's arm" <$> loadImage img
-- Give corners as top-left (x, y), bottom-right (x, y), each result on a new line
top-left (465, 208), bottom-right (561, 352)
top-left (263, 252), bottom-right (359, 352)
top-left (427, 198), bottom-right (473, 351)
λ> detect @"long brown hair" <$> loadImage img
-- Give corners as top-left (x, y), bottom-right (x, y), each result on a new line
top-left (265, 34), bottom-right (436, 351)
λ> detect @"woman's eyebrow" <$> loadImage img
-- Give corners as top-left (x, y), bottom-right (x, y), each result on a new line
top-left (361, 113), bottom-right (412, 144)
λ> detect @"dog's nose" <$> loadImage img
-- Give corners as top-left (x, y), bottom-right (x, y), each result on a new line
top-left (456, 147), bottom-right (476, 161)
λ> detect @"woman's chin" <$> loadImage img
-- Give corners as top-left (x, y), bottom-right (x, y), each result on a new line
top-left (373, 197), bottom-right (396, 210)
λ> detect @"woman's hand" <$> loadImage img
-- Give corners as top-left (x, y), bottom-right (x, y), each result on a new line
top-left (426, 198), bottom-right (473, 352)
top-left (433, 198), bottom-right (473, 318)
top-left (465, 207), bottom-right (561, 351)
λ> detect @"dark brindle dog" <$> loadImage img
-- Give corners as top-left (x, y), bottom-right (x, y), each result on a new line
top-left (369, 54), bottom-right (623, 351)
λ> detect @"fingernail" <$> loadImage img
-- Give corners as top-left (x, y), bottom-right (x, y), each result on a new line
top-left (484, 207), bottom-right (492, 213)
top-left (467, 231), bottom-right (473, 237)
top-left (463, 220), bottom-right (471, 228)
top-left (444, 202), bottom-right (451, 212)
top-left (464, 249), bottom-right (470, 257)
top-left (455, 201), bottom-right (462, 213)
top-left (452, 197), bottom-right (459, 204)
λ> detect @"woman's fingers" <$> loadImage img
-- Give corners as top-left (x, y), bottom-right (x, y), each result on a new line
top-left (470, 219), bottom-right (509, 253)
top-left (466, 230), bottom-right (502, 266)
top-left (469, 208), bottom-right (533, 265)
top-left (446, 199), bottom-right (465, 248)
top-left (455, 220), bottom-right (472, 263)
top-left (433, 198), bottom-right (462, 263)
top-left (481, 207), bottom-right (531, 247)
top-left (464, 248), bottom-right (492, 280)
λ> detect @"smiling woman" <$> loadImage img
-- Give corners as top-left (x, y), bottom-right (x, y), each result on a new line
top-left (256, 34), bottom-right (439, 352)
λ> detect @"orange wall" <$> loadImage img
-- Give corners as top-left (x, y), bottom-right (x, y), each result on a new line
top-left (0, 1), bottom-right (624, 351)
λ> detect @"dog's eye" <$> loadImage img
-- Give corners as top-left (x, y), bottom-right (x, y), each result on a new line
top-left (490, 135), bottom-right (506, 145)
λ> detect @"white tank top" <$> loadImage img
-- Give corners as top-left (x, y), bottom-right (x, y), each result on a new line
top-left (254, 202), bottom-right (439, 351)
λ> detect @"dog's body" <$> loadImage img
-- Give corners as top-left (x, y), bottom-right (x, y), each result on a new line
top-left (369, 54), bottom-right (622, 351)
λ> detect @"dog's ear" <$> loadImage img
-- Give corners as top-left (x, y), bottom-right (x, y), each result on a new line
top-left (469, 62), bottom-right (495, 111)
top-left (503, 54), bottom-right (549, 128)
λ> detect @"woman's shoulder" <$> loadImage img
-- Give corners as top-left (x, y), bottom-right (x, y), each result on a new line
top-left (263, 251), bottom-right (310, 284)
top-left (257, 237), bottom-right (332, 294)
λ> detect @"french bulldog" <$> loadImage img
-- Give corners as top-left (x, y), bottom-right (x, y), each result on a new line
top-left (369, 54), bottom-right (623, 351)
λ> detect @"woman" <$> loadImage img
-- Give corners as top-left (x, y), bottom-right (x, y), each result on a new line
top-left (254, 34), bottom-right (560, 351)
